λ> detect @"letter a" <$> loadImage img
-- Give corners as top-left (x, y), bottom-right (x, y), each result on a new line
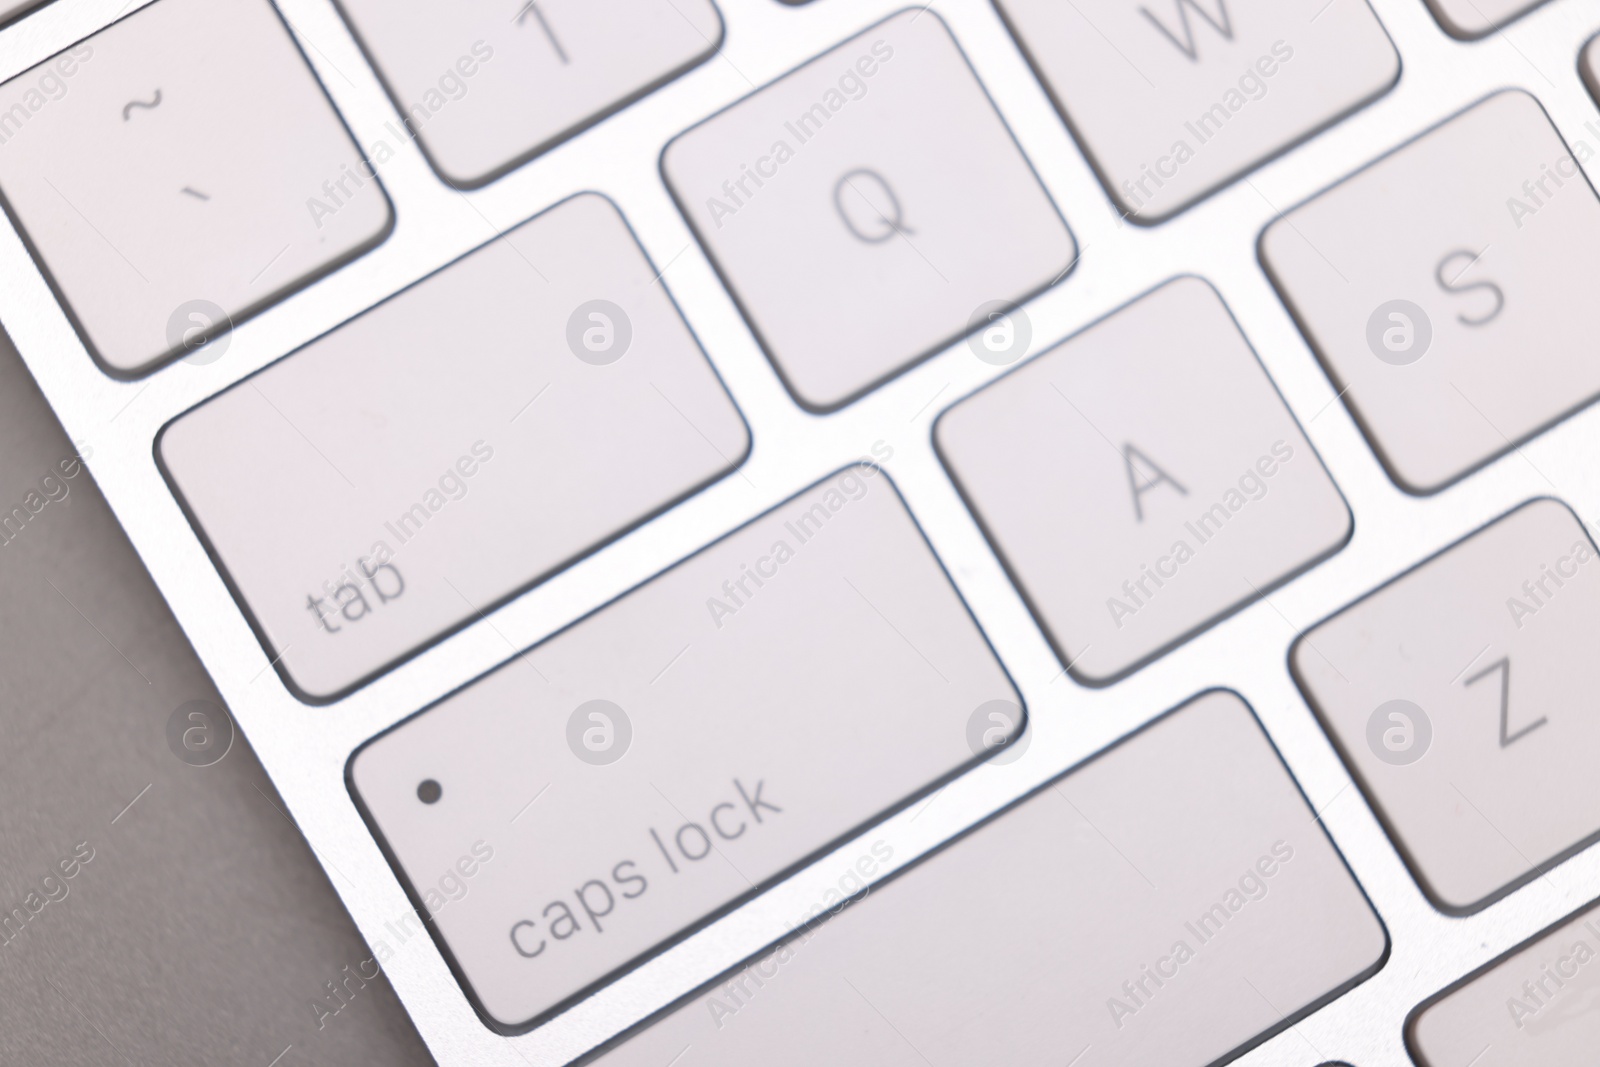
top-left (1123, 443), bottom-right (1188, 522)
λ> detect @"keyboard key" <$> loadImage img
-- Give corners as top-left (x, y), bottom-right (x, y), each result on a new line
top-left (1410, 900), bottom-right (1600, 1067)
top-left (662, 10), bottom-right (1075, 412)
top-left (992, 0), bottom-right (1398, 220)
top-left (1294, 498), bottom-right (1600, 913)
top-left (0, 0), bottom-right (392, 376)
top-left (586, 691), bottom-right (1384, 1067)
top-left (1262, 90), bottom-right (1600, 494)
top-left (347, 468), bottom-right (1023, 1028)
top-left (1423, 0), bottom-right (1550, 39)
top-left (936, 276), bottom-right (1349, 684)
top-left (158, 192), bottom-right (749, 701)
top-left (334, 0), bottom-right (723, 187)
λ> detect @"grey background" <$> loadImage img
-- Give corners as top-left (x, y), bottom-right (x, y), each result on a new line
top-left (0, 329), bottom-right (433, 1066)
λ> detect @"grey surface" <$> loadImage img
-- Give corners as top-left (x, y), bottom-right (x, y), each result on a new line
top-left (0, 328), bottom-right (433, 1067)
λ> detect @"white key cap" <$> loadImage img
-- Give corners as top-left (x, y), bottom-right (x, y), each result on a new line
top-left (347, 468), bottom-right (1023, 1028)
top-left (1262, 91), bottom-right (1600, 494)
top-left (335, 0), bottom-right (722, 188)
top-left (662, 10), bottom-right (1075, 412)
top-left (1411, 901), bottom-right (1600, 1067)
top-left (588, 691), bottom-right (1385, 1067)
top-left (1294, 498), bottom-right (1600, 913)
top-left (936, 277), bottom-right (1349, 684)
top-left (1424, 0), bottom-right (1549, 39)
top-left (158, 193), bottom-right (749, 701)
top-left (0, 0), bottom-right (392, 375)
top-left (992, 0), bottom-right (1398, 220)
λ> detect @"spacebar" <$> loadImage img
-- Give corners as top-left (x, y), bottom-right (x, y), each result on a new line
top-left (593, 691), bottom-right (1387, 1067)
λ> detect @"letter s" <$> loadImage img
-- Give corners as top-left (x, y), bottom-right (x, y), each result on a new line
top-left (1436, 249), bottom-right (1504, 327)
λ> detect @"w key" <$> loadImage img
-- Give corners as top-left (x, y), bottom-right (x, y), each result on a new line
top-left (992, 0), bottom-right (1399, 220)
top-left (1293, 498), bottom-right (1600, 913)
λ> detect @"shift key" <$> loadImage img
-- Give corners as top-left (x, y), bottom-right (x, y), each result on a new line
top-left (347, 467), bottom-right (1024, 1030)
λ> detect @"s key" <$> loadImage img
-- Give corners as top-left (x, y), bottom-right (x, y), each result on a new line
top-left (1262, 91), bottom-right (1600, 495)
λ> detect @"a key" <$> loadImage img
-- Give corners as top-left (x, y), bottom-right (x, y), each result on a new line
top-left (991, 0), bottom-right (1398, 220)
top-left (1261, 90), bottom-right (1600, 495)
top-left (158, 192), bottom-right (749, 701)
top-left (1410, 900), bottom-right (1600, 1066)
top-left (0, 0), bottom-right (392, 376)
top-left (1423, 0), bottom-right (1550, 39)
top-left (347, 467), bottom-right (1024, 1029)
top-left (1293, 498), bottom-right (1600, 913)
top-left (584, 690), bottom-right (1384, 1067)
top-left (333, 0), bottom-right (723, 188)
top-left (662, 9), bottom-right (1076, 413)
top-left (936, 276), bottom-right (1350, 684)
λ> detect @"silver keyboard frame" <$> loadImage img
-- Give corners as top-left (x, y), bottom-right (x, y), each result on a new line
top-left (4, 0), bottom-right (1600, 1062)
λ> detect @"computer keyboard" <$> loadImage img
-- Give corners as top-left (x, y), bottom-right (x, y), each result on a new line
top-left (3, 0), bottom-right (1600, 1065)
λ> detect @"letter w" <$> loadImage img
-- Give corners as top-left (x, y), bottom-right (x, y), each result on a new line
top-left (1140, 0), bottom-right (1234, 61)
